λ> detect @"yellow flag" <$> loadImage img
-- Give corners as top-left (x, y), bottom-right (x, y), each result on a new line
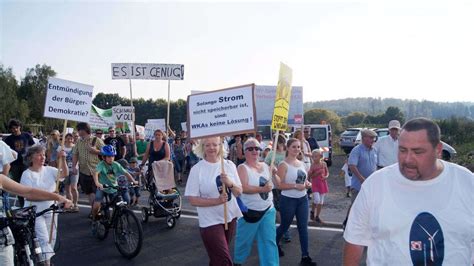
top-left (271, 62), bottom-right (293, 130)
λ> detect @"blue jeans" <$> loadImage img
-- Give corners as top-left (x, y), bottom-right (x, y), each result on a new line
top-left (276, 195), bottom-right (310, 257)
top-left (234, 207), bottom-right (279, 266)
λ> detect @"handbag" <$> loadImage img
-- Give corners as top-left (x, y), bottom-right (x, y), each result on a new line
top-left (242, 206), bottom-right (270, 223)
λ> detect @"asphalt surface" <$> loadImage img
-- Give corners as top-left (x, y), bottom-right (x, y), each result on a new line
top-left (52, 205), bottom-right (348, 266)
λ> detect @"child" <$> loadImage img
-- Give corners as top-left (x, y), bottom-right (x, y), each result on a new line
top-left (307, 149), bottom-right (329, 223)
top-left (128, 157), bottom-right (141, 206)
top-left (339, 156), bottom-right (352, 198)
top-left (116, 159), bottom-right (132, 205)
top-left (92, 145), bottom-right (136, 223)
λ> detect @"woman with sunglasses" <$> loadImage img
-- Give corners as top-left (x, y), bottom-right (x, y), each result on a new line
top-left (185, 137), bottom-right (242, 266)
top-left (275, 138), bottom-right (316, 266)
top-left (233, 138), bottom-right (279, 266)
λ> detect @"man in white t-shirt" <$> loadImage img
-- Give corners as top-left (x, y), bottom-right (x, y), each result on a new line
top-left (343, 117), bottom-right (474, 265)
top-left (374, 120), bottom-right (400, 169)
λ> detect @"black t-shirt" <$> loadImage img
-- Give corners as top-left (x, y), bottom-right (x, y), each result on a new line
top-left (4, 132), bottom-right (35, 166)
top-left (104, 136), bottom-right (126, 160)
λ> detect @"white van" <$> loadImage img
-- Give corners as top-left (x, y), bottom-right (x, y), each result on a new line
top-left (303, 124), bottom-right (333, 166)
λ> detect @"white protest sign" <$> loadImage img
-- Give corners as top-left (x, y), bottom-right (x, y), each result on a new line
top-left (144, 119), bottom-right (166, 140)
top-left (112, 106), bottom-right (134, 122)
top-left (44, 77), bottom-right (94, 122)
top-left (135, 125), bottom-right (145, 136)
top-left (255, 85), bottom-right (303, 126)
top-left (147, 119), bottom-right (166, 125)
top-left (187, 84), bottom-right (256, 139)
top-left (181, 122), bottom-right (187, 132)
top-left (111, 63), bottom-right (184, 80)
top-left (66, 127), bottom-right (74, 134)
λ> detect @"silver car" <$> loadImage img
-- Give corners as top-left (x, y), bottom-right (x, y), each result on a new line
top-left (374, 128), bottom-right (457, 161)
top-left (339, 128), bottom-right (363, 154)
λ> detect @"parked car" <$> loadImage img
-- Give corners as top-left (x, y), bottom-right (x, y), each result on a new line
top-left (339, 128), bottom-right (363, 154)
top-left (374, 128), bottom-right (457, 161)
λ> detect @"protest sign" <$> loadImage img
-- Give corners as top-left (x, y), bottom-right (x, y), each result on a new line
top-left (44, 77), bottom-right (93, 122)
top-left (255, 85), bottom-right (303, 126)
top-left (135, 125), bottom-right (145, 136)
top-left (111, 63), bottom-right (184, 80)
top-left (181, 122), bottom-right (187, 132)
top-left (144, 119), bottom-right (166, 140)
top-left (187, 84), bottom-right (256, 139)
top-left (112, 106), bottom-right (134, 122)
top-left (89, 105), bottom-right (115, 131)
top-left (271, 63), bottom-right (293, 131)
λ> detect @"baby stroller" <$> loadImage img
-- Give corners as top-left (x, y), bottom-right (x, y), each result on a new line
top-left (141, 160), bottom-right (182, 228)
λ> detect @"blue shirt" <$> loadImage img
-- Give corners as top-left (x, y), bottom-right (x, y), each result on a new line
top-left (348, 144), bottom-right (377, 191)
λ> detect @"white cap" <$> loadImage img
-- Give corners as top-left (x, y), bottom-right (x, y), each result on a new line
top-left (388, 120), bottom-right (401, 130)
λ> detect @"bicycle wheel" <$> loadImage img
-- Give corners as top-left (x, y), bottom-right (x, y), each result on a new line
top-left (96, 207), bottom-right (110, 240)
top-left (114, 208), bottom-right (143, 259)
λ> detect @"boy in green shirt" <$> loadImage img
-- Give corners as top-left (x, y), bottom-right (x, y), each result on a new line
top-left (92, 145), bottom-right (137, 220)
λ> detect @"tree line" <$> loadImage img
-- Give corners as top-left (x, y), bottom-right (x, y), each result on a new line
top-left (0, 64), bottom-right (187, 133)
top-left (1, 63), bottom-right (473, 147)
top-left (304, 97), bottom-right (474, 120)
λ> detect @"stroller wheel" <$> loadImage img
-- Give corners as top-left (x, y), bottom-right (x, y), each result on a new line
top-left (141, 207), bottom-right (149, 223)
top-left (173, 203), bottom-right (181, 219)
top-left (166, 216), bottom-right (176, 229)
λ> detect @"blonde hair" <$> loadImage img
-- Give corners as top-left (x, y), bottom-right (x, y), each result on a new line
top-left (312, 148), bottom-right (324, 162)
top-left (293, 130), bottom-right (302, 139)
top-left (193, 137), bottom-right (228, 159)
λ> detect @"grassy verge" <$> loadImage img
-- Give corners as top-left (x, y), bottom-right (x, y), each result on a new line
top-left (452, 141), bottom-right (474, 172)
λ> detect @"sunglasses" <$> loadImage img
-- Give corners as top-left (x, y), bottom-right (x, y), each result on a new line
top-left (245, 147), bottom-right (262, 152)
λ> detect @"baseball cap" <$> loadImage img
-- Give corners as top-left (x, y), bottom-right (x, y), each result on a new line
top-left (388, 120), bottom-right (401, 130)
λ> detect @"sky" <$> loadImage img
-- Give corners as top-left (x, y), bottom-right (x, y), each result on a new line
top-left (1, 0), bottom-right (474, 103)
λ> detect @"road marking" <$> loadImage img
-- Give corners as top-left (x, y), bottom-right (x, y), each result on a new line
top-left (76, 204), bottom-right (343, 233)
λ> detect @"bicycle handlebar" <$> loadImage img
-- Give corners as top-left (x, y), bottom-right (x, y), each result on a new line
top-left (36, 203), bottom-right (65, 217)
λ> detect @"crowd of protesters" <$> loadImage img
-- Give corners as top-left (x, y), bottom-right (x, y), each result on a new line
top-left (1, 117), bottom-right (472, 265)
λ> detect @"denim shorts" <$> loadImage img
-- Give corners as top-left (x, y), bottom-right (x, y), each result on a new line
top-left (94, 189), bottom-right (116, 203)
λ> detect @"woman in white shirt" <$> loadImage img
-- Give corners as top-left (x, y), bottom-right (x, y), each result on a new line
top-left (20, 145), bottom-right (68, 265)
top-left (233, 138), bottom-right (279, 266)
top-left (276, 138), bottom-right (316, 266)
top-left (184, 137), bottom-right (243, 266)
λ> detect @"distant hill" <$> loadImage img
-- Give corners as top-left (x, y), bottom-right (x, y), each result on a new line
top-left (304, 97), bottom-right (474, 120)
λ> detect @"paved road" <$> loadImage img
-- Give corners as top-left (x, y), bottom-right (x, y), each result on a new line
top-left (52, 205), bottom-right (348, 266)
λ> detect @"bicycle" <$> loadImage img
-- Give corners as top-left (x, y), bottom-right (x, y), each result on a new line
top-left (7, 203), bottom-right (64, 266)
top-left (93, 184), bottom-right (143, 259)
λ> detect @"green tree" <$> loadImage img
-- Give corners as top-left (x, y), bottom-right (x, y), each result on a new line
top-left (345, 112), bottom-right (366, 126)
top-left (304, 108), bottom-right (342, 133)
top-left (93, 93), bottom-right (128, 109)
top-left (383, 106), bottom-right (405, 124)
top-left (0, 65), bottom-right (30, 131)
top-left (18, 64), bottom-right (57, 127)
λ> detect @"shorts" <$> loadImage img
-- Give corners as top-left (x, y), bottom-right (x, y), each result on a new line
top-left (313, 192), bottom-right (326, 204)
top-left (63, 173), bottom-right (79, 186)
top-left (129, 186), bottom-right (141, 198)
top-left (79, 173), bottom-right (97, 195)
top-left (94, 189), bottom-right (116, 203)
